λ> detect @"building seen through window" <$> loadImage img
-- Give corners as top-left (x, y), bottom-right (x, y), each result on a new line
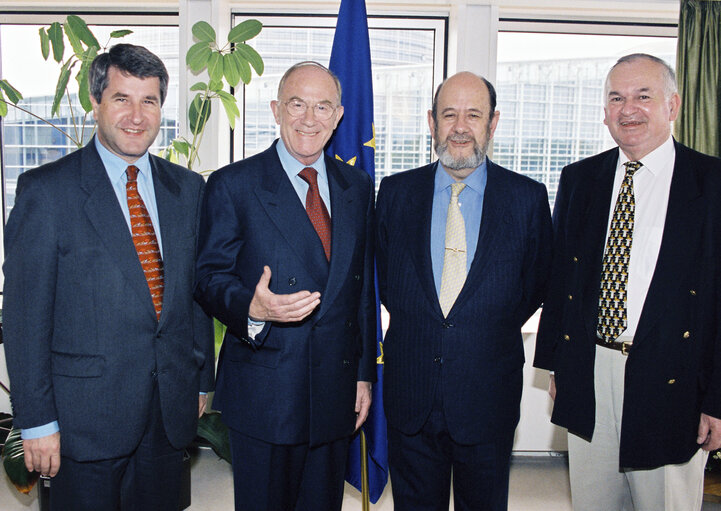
top-left (0, 24), bottom-right (179, 219)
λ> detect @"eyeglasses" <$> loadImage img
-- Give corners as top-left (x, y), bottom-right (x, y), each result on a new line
top-left (283, 99), bottom-right (337, 121)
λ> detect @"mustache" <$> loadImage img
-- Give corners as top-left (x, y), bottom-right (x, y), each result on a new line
top-left (446, 134), bottom-right (473, 143)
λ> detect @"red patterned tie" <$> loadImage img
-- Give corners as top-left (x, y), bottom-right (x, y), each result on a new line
top-left (126, 165), bottom-right (164, 320)
top-left (298, 167), bottom-right (331, 260)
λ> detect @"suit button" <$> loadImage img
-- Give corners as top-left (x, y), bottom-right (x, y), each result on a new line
top-left (433, 356), bottom-right (443, 364)
top-left (568, 295), bottom-right (573, 301)
top-left (346, 320), bottom-right (353, 328)
top-left (442, 321), bottom-right (454, 328)
top-left (667, 379), bottom-right (676, 384)
top-left (354, 274), bottom-right (361, 281)
top-left (151, 370), bottom-right (158, 378)
top-left (343, 360), bottom-right (350, 367)
top-left (689, 289), bottom-right (697, 296)
top-left (563, 334), bottom-right (570, 341)
top-left (683, 331), bottom-right (690, 339)
top-left (572, 256), bottom-right (578, 262)
top-left (288, 277), bottom-right (297, 286)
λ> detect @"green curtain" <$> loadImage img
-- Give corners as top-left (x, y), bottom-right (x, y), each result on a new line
top-left (674, 0), bottom-right (721, 157)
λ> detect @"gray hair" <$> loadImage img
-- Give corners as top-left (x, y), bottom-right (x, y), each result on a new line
top-left (89, 43), bottom-right (169, 105)
top-left (277, 61), bottom-right (342, 104)
top-left (604, 53), bottom-right (677, 101)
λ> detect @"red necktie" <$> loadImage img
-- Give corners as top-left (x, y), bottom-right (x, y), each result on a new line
top-left (126, 165), bottom-right (164, 320)
top-left (298, 167), bottom-right (331, 260)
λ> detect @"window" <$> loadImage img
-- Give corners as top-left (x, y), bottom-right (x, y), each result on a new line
top-left (493, 26), bottom-right (677, 207)
top-left (233, 13), bottom-right (446, 191)
top-left (0, 14), bottom-right (179, 220)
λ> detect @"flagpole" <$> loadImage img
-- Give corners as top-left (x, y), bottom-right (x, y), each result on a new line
top-left (361, 429), bottom-right (370, 511)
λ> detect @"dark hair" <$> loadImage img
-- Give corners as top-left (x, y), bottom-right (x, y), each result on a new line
top-left (277, 61), bottom-right (342, 104)
top-left (89, 43), bottom-right (169, 105)
top-left (431, 73), bottom-right (497, 123)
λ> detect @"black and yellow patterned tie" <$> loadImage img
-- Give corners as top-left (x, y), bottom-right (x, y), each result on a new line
top-left (597, 161), bottom-right (642, 342)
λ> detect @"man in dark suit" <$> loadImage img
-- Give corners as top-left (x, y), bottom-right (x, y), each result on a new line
top-left (376, 71), bottom-right (552, 511)
top-left (193, 61), bottom-right (376, 511)
top-left (2, 44), bottom-right (214, 510)
top-left (535, 53), bottom-right (721, 509)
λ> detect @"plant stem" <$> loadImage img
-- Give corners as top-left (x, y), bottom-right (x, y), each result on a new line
top-left (0, 99), bottom-right (75, 142)
top-left (0, 380), bottom-right (9, 396)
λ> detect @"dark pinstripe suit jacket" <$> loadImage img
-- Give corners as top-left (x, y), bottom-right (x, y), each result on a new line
top-left (376, 160), bottom-right (553, 444)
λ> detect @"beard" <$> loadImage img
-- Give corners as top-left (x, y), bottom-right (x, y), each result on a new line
top-left (434, 132), bottom-right (490, 171)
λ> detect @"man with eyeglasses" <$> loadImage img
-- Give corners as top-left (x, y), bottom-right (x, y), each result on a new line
top-left (194, 61), bottom-right (376, 511)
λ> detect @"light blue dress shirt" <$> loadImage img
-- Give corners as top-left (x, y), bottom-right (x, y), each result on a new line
top-left (430, 159), bottom-right (488, 298)
top-left (275, 138), bottom-right (332, 216)
top-left (22, 138), bottom-right (165, 440)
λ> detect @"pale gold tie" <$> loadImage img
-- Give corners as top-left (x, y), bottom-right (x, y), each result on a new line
top-left (439, 182), bottom-right (467, 317)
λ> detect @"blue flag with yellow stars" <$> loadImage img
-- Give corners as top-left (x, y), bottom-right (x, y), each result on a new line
top-left (326, 0), bottom-right (388, 504)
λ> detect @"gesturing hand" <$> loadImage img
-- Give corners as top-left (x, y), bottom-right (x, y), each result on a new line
top-left (248, 266), bottom-right (321, 323)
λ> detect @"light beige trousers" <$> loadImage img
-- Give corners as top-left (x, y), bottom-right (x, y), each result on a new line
top-left (567, 345), bottom-right (708, 511)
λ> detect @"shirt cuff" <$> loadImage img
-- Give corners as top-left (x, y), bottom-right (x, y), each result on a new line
top-left (248, 319), bottom-right (266, 340)
top-left (21, 421), bottom-right (60, 439)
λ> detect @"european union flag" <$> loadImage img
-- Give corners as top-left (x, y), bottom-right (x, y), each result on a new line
top-left (326, 0), bottom-right (388, 504)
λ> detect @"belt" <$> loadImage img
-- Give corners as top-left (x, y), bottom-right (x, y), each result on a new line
top-left (595, 338), bottom-right (632, 356)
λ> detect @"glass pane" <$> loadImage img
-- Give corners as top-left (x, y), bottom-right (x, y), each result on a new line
top-left (494, 32), bottom-right (676, 207)
top-left (0, 24), bottom-right (179, 219)
top-left (240, 22), bottom-right (438, 192)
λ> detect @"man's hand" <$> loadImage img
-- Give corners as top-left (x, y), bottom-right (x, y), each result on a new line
top-left (199, 394), bottom-right (208, 418)
top-left (248, 266), bottom-right (321, 323)
top-left (548, 374), bottom-right (556, 401)
top-left (697, 413), bottom-right (721, 451)
top-left (354, 381), bottom-right (372, 432)
top-left (23, 432), bottom-right (61, 477)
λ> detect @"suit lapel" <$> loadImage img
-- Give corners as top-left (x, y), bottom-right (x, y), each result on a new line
top-left (317, 157), bottom-right (355, 318)
top-left (80, 142), bottom-right (156, 318)
top-left (580, 150), bottom-right (618, 340)
top-left (151, 155), bottom-right (183, 327)
top-left (407, 164), bottom-right (443, 316)
top-left (634, 143), bottom-right (703, 346)
top-left (254, 148), bottom-right (329, 290)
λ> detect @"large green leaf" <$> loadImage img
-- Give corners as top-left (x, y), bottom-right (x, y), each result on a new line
top-left (222, 53), bottom-right (241, 88)
top-left (232, 51), bottom-right (252, 85)
top-left (0, 94), bottom-right (8, 118)
top-left (188, 94), bottom-right (211, 136)
top-left (76, 46), bottom-right (98, 113)
top-left (0, 79), bottom-right (23, 104)
top-left (66, 15), bottom-right (99, 49)
top-left (110, 29), bottom-right (133, 39)
top-left (186, 42), bottom-right (212, 73)
top-left (234, 43), bottom-right (264, 77)
top-left (192, 21), bottom-right (216, 43)
top-left (207, 52), bottom-right (224, 83)
top-left (48, 22), bottom-right (64, 63)
top-left (1, 427), bottom-right (39, 494)
top-left (39, 27), bottom-right (50, 60)
top-left (217, 90), bottom-right (239, 130)
top-left (213, 318), bottom-right (226, 358)
top-left (52, 61), bottom-right (74, 117)
top-left (197, 413), bottom-right (231, 463)
top-left (63, 19), bottom-right (84, 57)
top-left (189, 81), bottom-right (208, 92)
top-left (228, 19), bottom-right (262, 44)
top-left (172, 139), bottom-right (190, 157)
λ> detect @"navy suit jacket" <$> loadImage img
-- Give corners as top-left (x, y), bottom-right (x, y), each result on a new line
top-left (2, 140), bottom-right (215, 461)
top-left (535, 141), bottom-right (721, 468)
top-left (376, 160), bottom-right (552, 444)
top-left (194, 141), bottom-right (376, 446)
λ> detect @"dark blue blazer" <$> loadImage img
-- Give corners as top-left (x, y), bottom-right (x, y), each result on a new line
top-left (535, 141), bottom-right (721, 468)
top-left (376, 160), bottom-right (552, 444)
top-left (194, 141), bottom-right (376, 446)
top-left (2, 140), bottom-right (215, 461)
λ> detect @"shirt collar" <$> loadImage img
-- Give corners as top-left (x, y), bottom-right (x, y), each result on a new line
top-left (276, 138), bottom-right (328, 182)
top-left (434, 158), bottom-right (488, 195)
top-left (94, 135), bottom-right (151, 183)
top-left (618, 136), bottom-right (675, 177)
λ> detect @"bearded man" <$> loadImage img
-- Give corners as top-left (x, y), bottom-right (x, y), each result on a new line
top-left (375, 71), bottom-right (553, 511)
